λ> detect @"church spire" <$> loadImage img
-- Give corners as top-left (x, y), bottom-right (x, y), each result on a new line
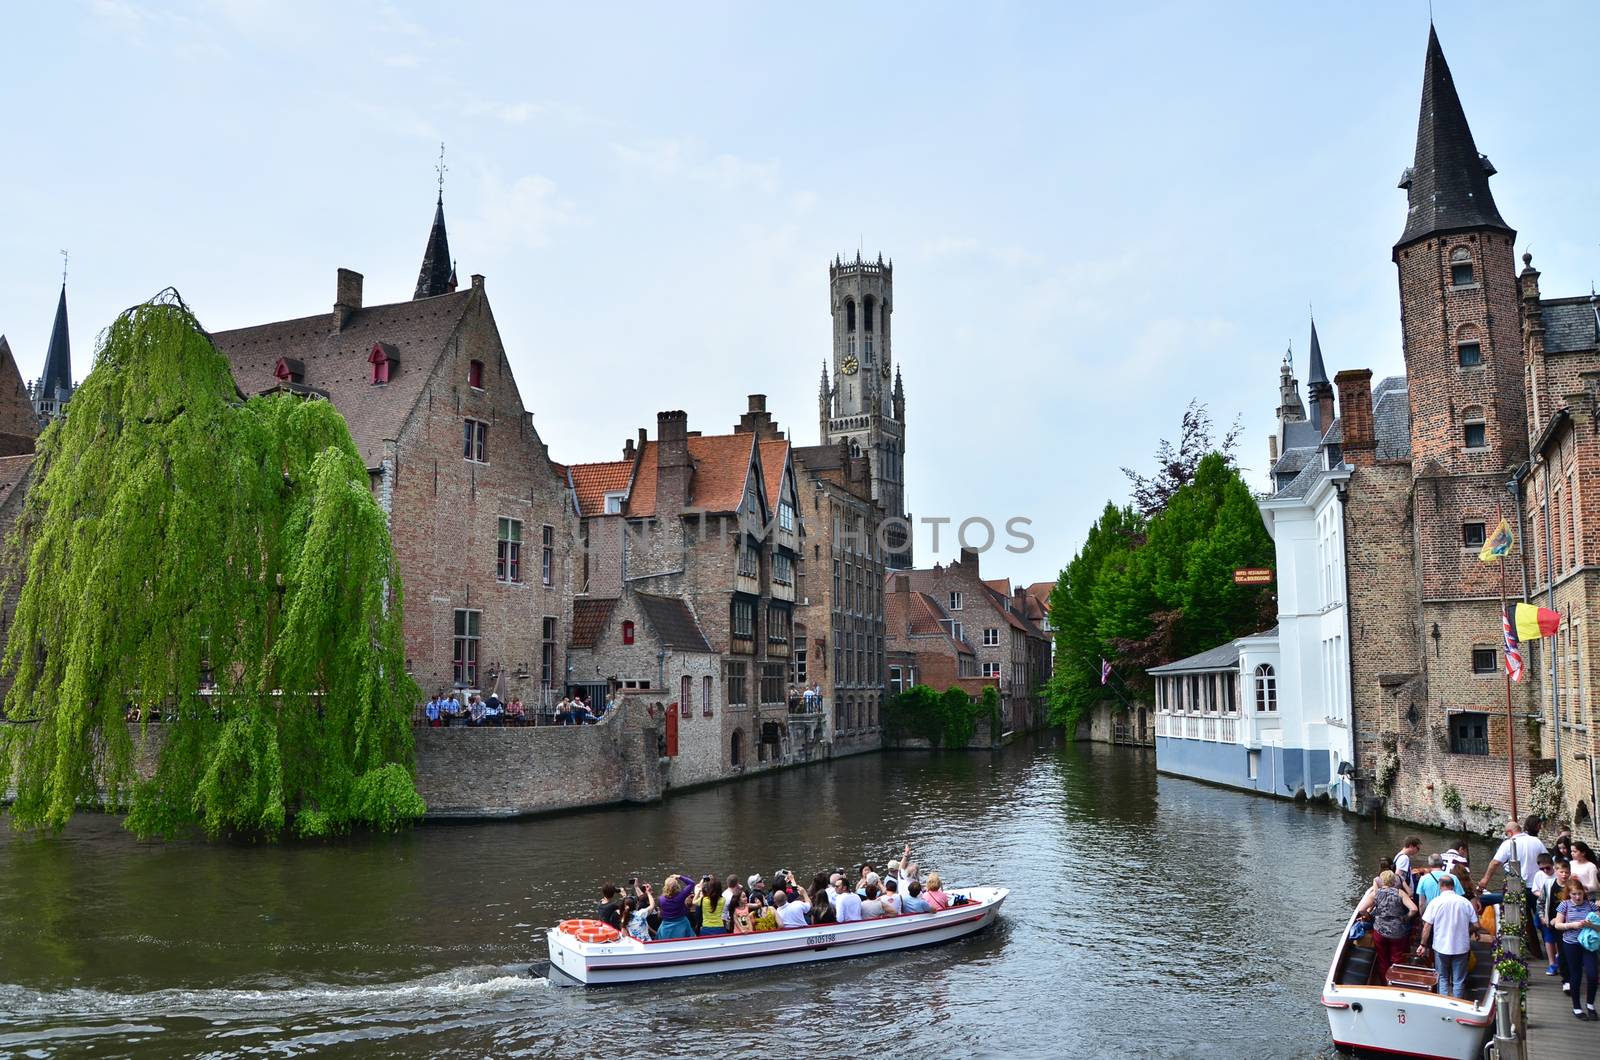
top-left (414, 144), bottom-right (455, 299)
top-left (1395, 26), bottom-right (1512, 249)
top-left (1306, 317), bottom-right (1334, 433)
top-left (38, 281), bottom-right (72, 405)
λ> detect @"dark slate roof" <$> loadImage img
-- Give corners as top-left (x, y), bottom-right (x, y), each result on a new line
top-left (635, 593), bottom-right (714, 653)
top-left (1274, 458), bottom-right (1323, 500)
top-left (1373, 377), bottom-right (1412, 461)
top-left (1147, 639), bottom-right (1242, 675)
top-left (1307, 320), bottom-right (1330, 389)
top-left (1272, 444), bottom-right (1315, 480)
top-left (414, 197), bottom-right (455, 300)
top-left (571, 598), bottom-right (616, 649)
top-left (1542, 297), bottom-right (1600, 354)
top-left (1321, 417), bottom-right (1343, 447)
top-left (792, 443), bottom-right (845, 472)
top-left (38, 284), bottom-right (72, 400)
top-left (211, 289), bottom-right (475, 469)
top-left (1396, 27), bottom-right (1511, 248)
top-left (1281, 418), bottom-right (1320, 453)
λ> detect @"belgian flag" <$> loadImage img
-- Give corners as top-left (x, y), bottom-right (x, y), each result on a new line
top-left (1510, 602), bottom-right (1561, 641)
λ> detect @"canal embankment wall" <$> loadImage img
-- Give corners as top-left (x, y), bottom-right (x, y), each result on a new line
top-left (1073, 701), bottom-right (1154, 747)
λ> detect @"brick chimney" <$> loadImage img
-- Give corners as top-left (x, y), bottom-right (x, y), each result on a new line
top-left (1334, 369), bottom-right (1375, 467)
top-left (735, 393), bottom-right (781, 439)
top-left (334, 268), bottom-right (363, 331)
top-left (656, 410), bottom-right (691, 513)
top-left (956, 546), bottom-right (980, 574)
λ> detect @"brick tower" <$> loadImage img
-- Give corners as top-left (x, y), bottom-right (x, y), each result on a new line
top-left (820, 251), bottom-right (910, 567)
top-left (1394, 28), bottom-right (1534, 780)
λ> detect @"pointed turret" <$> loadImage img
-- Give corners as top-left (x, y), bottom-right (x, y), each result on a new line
top-left (413, 194), bottom-right (455, 300)
top-left (36, 283), bottom-right (72, 413)
top-left (1395, 26), bottom-right (1512, 250)
top-left (1306, 319), bottom-right (1334, 432)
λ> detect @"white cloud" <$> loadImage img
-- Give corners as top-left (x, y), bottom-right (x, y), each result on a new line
top-left (610, 138), bottom-right (780, 195)
top-left (468, 173), bottom-right (579, 251)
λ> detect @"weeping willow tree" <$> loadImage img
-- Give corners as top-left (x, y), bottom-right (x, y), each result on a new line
top-left (0, 291), bottom-right (425, 838)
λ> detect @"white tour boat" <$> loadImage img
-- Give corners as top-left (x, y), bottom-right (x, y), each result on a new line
top-left (1320, 907), bottom-right (1499, 1059)
top-left (544, 886), bottom-right (1007, 985)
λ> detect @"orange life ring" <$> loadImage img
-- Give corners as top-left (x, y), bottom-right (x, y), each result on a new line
top-left (558, 918), bottom-right (622, 944)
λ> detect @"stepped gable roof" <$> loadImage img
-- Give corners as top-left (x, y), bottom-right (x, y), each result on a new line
top-left (570, 598), bottom-right (616, 649)
top-left (38, 285), bottom-right (72, 401)
top-left (623, 433), bottom-right (758, 517)
top-left (211, 289), bottom-right (474, 470)
top-left (1373, 377), bottom-right (1412, 461)
top-left (0, 453), bottom-right (35, 502)
top-left (635, 592), bottom-right (713, 653)
top-left (1541, 296), bottom-right (1600, 354)
top-left (758, 439), bottom-right (790, 509)
top-left (0, 336), bottom-right (39, 451)
top-left (414, 197), bottom-right (455, 300)
top-left (569, 460), bottom-right (633, 516)
top-left (1396, 26), bottom-right (1512, 249)
top-left (1147, 639), bottom-right (1241, 675)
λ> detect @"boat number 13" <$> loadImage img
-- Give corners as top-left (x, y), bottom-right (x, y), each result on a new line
top-left (1395, 1010), bottom-right (1406, 1025)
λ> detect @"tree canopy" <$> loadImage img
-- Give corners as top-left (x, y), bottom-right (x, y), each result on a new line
top-left (0, 292), bottom-right (424, 838)
top-left (1047, 412), bottom-right (1273, 728)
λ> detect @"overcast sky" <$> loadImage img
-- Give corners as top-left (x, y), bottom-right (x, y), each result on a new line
top-left (5, 2), bottom-right (1598, 586)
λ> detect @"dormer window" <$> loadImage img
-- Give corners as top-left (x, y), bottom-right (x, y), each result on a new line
top-left (368, 343), bottom-right (398, 385)
top-left (468, 359), bottom-right (485, 389)
top-left (1449, 247), bottom-right (1475, 288)
top-left (274, 357), bottom-right (305, 385)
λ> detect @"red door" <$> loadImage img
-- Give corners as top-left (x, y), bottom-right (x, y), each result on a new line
top-left (666, 706), bottom-right (679, 757)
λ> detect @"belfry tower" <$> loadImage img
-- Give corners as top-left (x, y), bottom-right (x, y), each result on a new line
top-left (820, 252), bottom-right (910, 567)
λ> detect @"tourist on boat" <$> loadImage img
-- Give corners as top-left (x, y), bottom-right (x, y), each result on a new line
top-left (881, 878), bottom-right (904, 915)
top-left (855, 865), bottom-right (874, 895)
top-left (746, 874), bottom-right (768, 904)
top-left (696, 878), bottom-right (730, 936)
top-left (1570, 841), bottom-right (1600, 893)
top-left (596, 883), bottom-right (625, 930)
top-left (1356, 870), bottom-right (1417, 986)
top-left (1534, 855), bottom-right (1567, 978)
top-left (1551, 877), bottom-right (1600, 1021)
top-left (1392, 836), bottom-right (1421, 886)
top-left (833, 878), bottom-right (864, 922)
top-left (655, 875), bottom-right (697, 939)
top-left (1416, 874), bottom-right (1476, 1000)
top-left (860, 882), bottom-right (893, 919)
top-left (1413, 854), bottom-right (1450, 910)
top-left (751, 894), bottom-right (779, 932)
top-left (809, 877), bottom-right (838, 925)
top-left (902, 880), bottom-right (932, 914)
top-left (626, 883), bottom-right (655, 942)
top-left (774, 877), bottom-right (812, 928)
top-left (924, 872), bottom-right (950, 911)
top-left (730, 894), bottom-right (755, 934)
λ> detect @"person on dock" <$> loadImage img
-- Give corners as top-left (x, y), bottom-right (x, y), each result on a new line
top-left (1571, 842), bottom-right (1600, 894)
top-left (1480, 819), bottom-right (1548, 892)
top-left (655, 875), bottom-right (696, 939)
top-left (1416, 874), bottom-right (1475, 1000)
top-left (1537, 857), bottom-right (1571, 980)
top-left (1357, 870), bottom-right (1417, 986)
top-left (1551, 878), bottom-right (1600, 1021)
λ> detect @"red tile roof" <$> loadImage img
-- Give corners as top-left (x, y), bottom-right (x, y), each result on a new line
top-left (570, 598), bottom-right (616, 648)
top-left (569, 460), bottom-right (634, 517)
top-left (758, 439), bottom-right (789, 510)
top-left (0, 453), bottom-right (36, 501)
top-left (587, 433), bottom-right (758, 518)
top-left (211, 290), bottom-right (476, 469)
top-left (983, 578), bottom-right (1011, 597)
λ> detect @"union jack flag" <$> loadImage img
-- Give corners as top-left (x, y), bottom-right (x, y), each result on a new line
top-left (1502, 607), bottom-right (1524, 683)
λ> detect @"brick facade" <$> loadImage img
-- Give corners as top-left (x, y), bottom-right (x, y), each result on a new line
top-left (0, 338), bottom-right (40, 456)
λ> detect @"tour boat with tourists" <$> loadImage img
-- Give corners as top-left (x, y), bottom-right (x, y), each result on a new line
top-left (1321, 904), bottom-right (1501, 1059)
top-left (543, 885), bottom-right (1007, 985)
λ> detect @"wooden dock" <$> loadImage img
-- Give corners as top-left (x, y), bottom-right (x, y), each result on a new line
top-left (1525, 961), bottom-right (1597, 1058)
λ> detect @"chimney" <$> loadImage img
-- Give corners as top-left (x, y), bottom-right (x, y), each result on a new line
top-left (1267, 435), bottom-right (1279, 464)
top-left (623, 436), bottom-right (636, 461)
top-left (334, 268), bottom-right (363, 331)
top-left (471, 274), bottom-right (485, 290)
top-left (1334, 369), bottom-right (1375, 467)
top-left (735, 393), bottom-right (781, 439)
top-left (1310, 385), bottom-right (1335, 435)
top-left (957, 546), bottom-right (980, 573)
top-left (895, 574), bottom-right (910, 596)
top-left (656, 410), bottom-right (691, 513)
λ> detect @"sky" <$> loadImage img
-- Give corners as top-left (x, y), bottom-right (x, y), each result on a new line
top-left (4, 1), bottom-right (1599, 587)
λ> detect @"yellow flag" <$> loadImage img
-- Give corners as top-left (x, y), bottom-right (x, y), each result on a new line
top-left (1478, 518), bottom-right (1514, 563)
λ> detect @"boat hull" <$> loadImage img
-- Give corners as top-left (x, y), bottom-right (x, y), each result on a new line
top-left (1321, 910), bottom-right (1495, 1060)
top-left (546, 886), bottom-right (1006, 985)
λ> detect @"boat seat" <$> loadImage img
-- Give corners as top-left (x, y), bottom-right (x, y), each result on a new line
top-left (1339, 945), bottom-right (1377, 986)
top-left (1385, 963), bottom-right (1438, 990)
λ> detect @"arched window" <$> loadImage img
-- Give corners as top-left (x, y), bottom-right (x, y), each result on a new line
top-left (1254, 664), bottom-right (1277, 712)
top-left (621, 620), bottom-right (635, 645)
top-left (863, 296), bottom-right (875, 333)
top-left (1461, 406), bottom-right (1487, 450)
top-left (845, 299), bottom-right (856, 332)
top-left (1450, 246), bottom-right (1474, 287)
top-left (1455, 324), bottom-right (1482, 368)
top-left (730, 729), bottom-right (744, 766)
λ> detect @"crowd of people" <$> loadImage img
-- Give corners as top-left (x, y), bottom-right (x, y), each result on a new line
top-left (1358, 816), bottom-right (1600, 1023)
top-left (591, 844), bottom-right (960, 942)
top-left (420, 691), bottom-right (601, 727)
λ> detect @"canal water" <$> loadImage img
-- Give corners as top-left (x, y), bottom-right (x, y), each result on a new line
top-left (0, 738), bottom-right (1491, 1058)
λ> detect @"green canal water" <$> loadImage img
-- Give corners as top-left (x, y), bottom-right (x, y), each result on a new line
top-left (0, 738), bottom-right (1487, 1058)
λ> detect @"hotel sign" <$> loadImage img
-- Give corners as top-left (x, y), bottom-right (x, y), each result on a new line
top-left (1233, 568), bottom-right (1274, 585)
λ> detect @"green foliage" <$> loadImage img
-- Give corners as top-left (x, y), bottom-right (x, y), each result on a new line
top-left (1046, 432), bottom-right (1274, 729)
top-left (1441, 783), bottom-right (1463, 815)
top-left (1527, 772), bottom-right (1563, 826)
top-left (883, 684), bottom-right (987, 748)
top-left (1, 291), bottom-right (424, 839)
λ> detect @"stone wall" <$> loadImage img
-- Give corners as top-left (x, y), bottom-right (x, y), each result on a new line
top-left (1072, 700), bottom-right (1155, 746)
top-left (413, 697), bottom-right (661, 817)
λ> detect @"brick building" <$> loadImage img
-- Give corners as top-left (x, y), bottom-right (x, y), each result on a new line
top-left (0, 337), bottom-right (41, 456)
top-left (819, 253), bottom-right (910, 568)
top-left (893, 548), bottom-right (1050, 733)
top-left (885, 573), bottom-right (987, 699)
top-left (567, 397), bottom-right (822, 774)
top-left (792, 438), bottom-right (887, 752)
top-left (210, 195), bottom-right (576, 710)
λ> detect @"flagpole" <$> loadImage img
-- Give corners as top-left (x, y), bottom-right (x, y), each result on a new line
top-left (1499, 513), bottom-right (1518, 821)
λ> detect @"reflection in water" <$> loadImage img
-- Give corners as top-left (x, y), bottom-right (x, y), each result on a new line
top-left (0, 738), bottom-right (1491, 1058)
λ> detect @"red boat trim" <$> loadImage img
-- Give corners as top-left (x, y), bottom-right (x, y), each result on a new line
top-left (1330, 1040), bottom-right (1469, 1060)
top-left (1319, 999), bottom-right (1350, 1009)
top-left (582, 909), bottom-right (991, 971)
